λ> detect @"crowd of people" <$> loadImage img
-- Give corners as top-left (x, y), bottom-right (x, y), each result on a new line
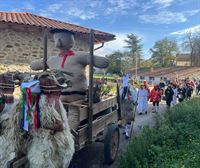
top-left (119, 75), bottom-right (198, 139)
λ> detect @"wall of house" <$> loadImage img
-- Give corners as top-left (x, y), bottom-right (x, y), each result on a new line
top-left (0, 23), bottom-right (89, 64)
top-left (176, 61), bottom-right (190, 66)
top-left (154, 77), bottom-right (161, 84)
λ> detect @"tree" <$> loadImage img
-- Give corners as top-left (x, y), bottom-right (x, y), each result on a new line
top-left (150, 38), bottom-right (178, 67)
top-left (105, 51), bottom-right (124, 75)
top-left (124, 33), bottom-right (143, 68)
top-left (140, 58), bottom-right (154, 68)
top-left (183, 32), bottom-right (200, 66)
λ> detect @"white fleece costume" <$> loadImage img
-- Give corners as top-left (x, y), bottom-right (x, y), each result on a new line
top-left (11, 95), bottom-right (74, 168)
top-left (0, 101), bottom-right (18, 167)
top-left (137, 88), bottom-right (148, 114)
top-left (27, 95), bottom-right (74, 168)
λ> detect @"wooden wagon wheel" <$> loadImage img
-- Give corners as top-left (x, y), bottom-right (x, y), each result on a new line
top-left (104, 124), bottom-right (120, 164)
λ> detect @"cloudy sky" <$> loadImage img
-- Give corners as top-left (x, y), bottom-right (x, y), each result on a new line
top-left (0, 0), bottom-right (200, 58)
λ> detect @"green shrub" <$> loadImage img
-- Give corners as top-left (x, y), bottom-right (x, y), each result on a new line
top-left (119, 98), bottom-right (200, 168)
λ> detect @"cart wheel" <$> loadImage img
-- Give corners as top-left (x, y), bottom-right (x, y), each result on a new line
top-left (104, 124), bottom-right (120, 164)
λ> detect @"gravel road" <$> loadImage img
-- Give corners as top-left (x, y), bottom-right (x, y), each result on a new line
top-left (70, 102), bottom-right (167, 168)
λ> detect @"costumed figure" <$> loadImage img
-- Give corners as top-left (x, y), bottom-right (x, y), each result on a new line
top-left (149, 84), bottom-right (161, 113)
top-left (119, 74), bottom-right (135, 139)
top-left (0, 73), bottom-right (18, 167)
top-left (30, 29), bottom-right (109, 131)
top-left (11, 72), bottom-right (74, 168)
top-left (137, 84), bottom-right (148, 115)
top-left (0, 95), bottom-right (19, 167)
top-left (129, 80), bottom-right (138, 106)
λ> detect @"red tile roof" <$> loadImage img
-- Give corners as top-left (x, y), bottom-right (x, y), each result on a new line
top-left (130, 66), bottom-right (200, 78)
top-left (176, 53), bottom-right (190, 62)
top-left (0, 12), bottom-right (115, 43)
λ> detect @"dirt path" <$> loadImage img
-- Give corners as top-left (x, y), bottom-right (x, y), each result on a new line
top-left (70, 102), bottom-right (167, 168)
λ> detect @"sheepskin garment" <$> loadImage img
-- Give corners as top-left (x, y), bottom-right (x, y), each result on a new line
top-left (10, 95), bottom-right (75, 168)
top-left (27, 95), bottom-right (75, 168)
top-left (0, 101), bottom-right (18, 168)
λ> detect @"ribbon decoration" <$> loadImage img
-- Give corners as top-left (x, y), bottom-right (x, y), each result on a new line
top-left (20, 87), bottom-right (41, 131)
top-left (34, 94), bottom-right (41, 129)
top-left (59, 50), bottom-right (74, 68)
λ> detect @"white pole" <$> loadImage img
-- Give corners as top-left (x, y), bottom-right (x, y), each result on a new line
top-left (135, 52), bottom-right (138, 80)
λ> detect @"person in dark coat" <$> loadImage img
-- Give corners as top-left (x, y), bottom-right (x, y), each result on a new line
top-left (178, 85), bottom-right (186, 102)
top-left (165, 84), bottom-right (174, 107)
top-left (159, 80), bottom-right (165, 90)
top-left (196, 82), bottom-right (200, 95)
top-left (185, 83), bottom-right (193, 100)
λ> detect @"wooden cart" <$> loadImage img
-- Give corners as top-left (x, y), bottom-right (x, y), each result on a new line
top-left (62, 30), bottom-right (121, 164)
top-left (9, 29), bottom-right (121, 167)
top-left (63, 95), bottom-right (120, 164)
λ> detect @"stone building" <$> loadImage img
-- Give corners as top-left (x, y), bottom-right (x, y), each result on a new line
top-left (129, 66), bottom-right (200, 84)
top-left (0, 12), bottom-right (115, 64)
top-left (176, 53), bottom-right (190, 66)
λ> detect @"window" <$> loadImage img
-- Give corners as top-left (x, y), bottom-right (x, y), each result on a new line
top-left (140, 76), bottom-right (144, 80)
top-left (149, 77), bottom-right (155, 80)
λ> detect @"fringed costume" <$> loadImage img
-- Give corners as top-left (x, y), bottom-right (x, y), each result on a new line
top-left (0, 100), bottom-right (18, 168)
top-left (0, 73), bottom-right (19, 167)
top-left (11, 73), bottom-right (75, 168)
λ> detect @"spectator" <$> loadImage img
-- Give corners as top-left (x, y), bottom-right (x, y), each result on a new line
top-left (143, 81), bottom-right (150, 114)
top-left (159, 80), bottom-right (165, 90)
top-left (177, 85), bottom-right (186, 102)
top-left (165, 84), bottom-right (174, 108)
top-left (149, 85), bottom-right (162, 113)
top-left (171, 84), bottom-right (178, 106)
top-left (196, 81), bottom-right (200, 95)
top-left (185, 83), bottom-right (193, 100)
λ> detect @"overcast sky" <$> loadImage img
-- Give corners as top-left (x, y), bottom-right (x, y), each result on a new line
top-left (0, 0), bottom-right (200, 58)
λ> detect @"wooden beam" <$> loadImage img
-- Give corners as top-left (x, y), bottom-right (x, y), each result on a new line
top-left (43, 29), bottom-right (48, 71)
top-left (88, 29), bottom-right (94, 143)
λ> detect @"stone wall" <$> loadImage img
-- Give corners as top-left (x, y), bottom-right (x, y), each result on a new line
top-left (0, 23), bottom-right (89, 64)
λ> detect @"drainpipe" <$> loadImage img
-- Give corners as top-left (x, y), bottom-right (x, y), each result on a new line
top-left (94, 42), bottom-right (104, 51)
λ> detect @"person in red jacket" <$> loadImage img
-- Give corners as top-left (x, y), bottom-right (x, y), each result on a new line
top-left (149, 84), bottom-right (162, 113)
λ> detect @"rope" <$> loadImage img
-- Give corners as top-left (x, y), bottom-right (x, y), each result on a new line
top-left (40, 85), bottom-right (59, 89)
top-left (0, 83), bottom-right (14, 86)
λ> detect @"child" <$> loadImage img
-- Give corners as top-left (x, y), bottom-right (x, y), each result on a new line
top-left (149, 85), bottom-right (161, 113)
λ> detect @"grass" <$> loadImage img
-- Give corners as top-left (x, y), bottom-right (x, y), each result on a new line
top-left (93, 74), bottom-right (120, 80)
top-left (119, 97), bottom-right (200, 168)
